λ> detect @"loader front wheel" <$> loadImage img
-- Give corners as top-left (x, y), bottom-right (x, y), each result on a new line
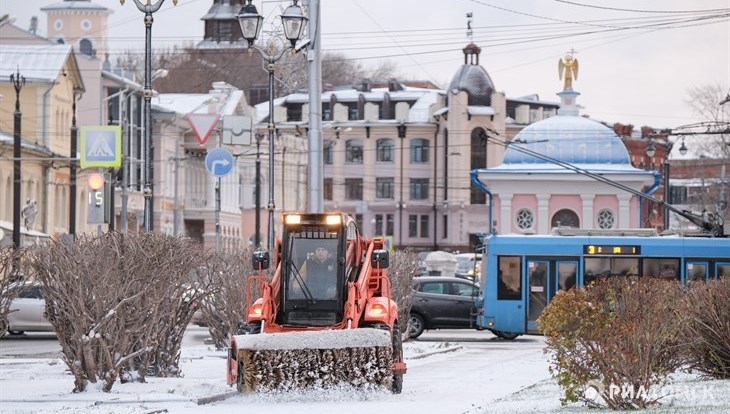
top-left (391, 324), bottom-right (404, 394)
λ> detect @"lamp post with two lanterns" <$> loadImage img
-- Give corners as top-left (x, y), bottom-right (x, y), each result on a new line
top-left (237, 0), bottom-right (307, 252)
top-left (119, 0), bottom-right (178, 234)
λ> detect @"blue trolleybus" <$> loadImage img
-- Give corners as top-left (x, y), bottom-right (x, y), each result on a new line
top-left (476, 229), bottom-right (730, 339)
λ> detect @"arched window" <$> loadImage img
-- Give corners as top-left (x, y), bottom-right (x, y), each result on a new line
top-left (376, 138), bottom-right (394, 162)
top-left (79, 38), bottom-right (94, 56)
top-left (409, 138), bottom-right (429, 163)
top-left (345, 139), bottom-right (363, 163)
top-left (470, 127), bottom-right (488, 204)
top-left (551, 209), bottom-right (580, 229)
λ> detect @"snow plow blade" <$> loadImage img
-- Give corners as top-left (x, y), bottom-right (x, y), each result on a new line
top-left (230, 329), bottom-right (393, 392)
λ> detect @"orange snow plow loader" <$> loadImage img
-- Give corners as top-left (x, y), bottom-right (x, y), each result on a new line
top-left (227, 213), bottom-right (406, 393)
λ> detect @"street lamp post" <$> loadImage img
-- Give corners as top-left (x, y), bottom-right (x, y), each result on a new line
top-left (238, 0), bottom-right (307, 252)
top-left (120, 0), bottom-right (178, 234)
top-left (10, 68), bottom-right (25, 251)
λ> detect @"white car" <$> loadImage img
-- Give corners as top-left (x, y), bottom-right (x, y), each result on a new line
top-left (5, 282), bottom-right (53, 335)
top-left (455, 253), bottom-right (482, 281)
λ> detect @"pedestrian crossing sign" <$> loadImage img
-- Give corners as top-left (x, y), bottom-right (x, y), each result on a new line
top-left (80, 126), bottom-right (121, 168)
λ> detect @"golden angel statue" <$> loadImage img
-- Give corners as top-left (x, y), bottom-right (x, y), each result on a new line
top-left (558, 52), bottom-right (579, 90)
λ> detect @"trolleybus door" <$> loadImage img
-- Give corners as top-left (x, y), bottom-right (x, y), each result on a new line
top-left (526, 260), bottom-right (549, 333)
top-left (686, 261), bottom-right (709, 282)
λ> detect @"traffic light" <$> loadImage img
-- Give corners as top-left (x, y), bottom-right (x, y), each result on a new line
top-left (87, 172), bottom-right (104, 191)
top-left (87, 172), bottom-right (105, 224)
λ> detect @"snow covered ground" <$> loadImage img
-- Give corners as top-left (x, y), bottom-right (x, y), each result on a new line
top-left (0, 329), bottom-right (728, 414)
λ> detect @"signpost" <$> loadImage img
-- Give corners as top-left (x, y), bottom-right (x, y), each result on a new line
top-left (205, 147), bottom-right (233, 252)
top-left (205, 147), bottom-right (234, 177)
top-left (80, 126), bottom-right (121, 169)
top-left (186, 113), bottom-right (220, 146)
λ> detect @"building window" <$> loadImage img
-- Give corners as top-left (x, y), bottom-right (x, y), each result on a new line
top-left (323, 178), bottom-right (333, 200)
top-left (442, 214), bottom-right (448, 239)
top-left (420, 215), bottom-right (430, 238)
top-left (376, 177), bottom-right (394, 199)
top-left (287, 104), bottom-right (303, 121)
top-left (409, 215), bottom-right (418, 237)
top-left (345, 139), bottom-right (363, 163)
top-left (376, 138), bottom-right (394, 162)
top-left (345, 178), bottom-right (363, 200)
top-left (386, 214), bottom-right (394, 236)
top-left (347, 103), bottom-right (359, 120)
top-left (375, 214), bottom-right (384, 236)
top-left (409, 178), bottom-right (429, 200)
top-left (597, 209), bottom-right (615, 229)
top-left (551, 209), bottom-right (580, 228)
top-left (54, 19), bottom-right (63, 30)
top-left (355, 214), bottom-right (363, 231)
top-left (406, 215), bottom-right (432, 240)
top-left (79, 38), bottom-right (94, 56)
top-left (324, 140), bottom-right (334, 165)
top-left (81, 19), bottom-right (92, 31)
top-left (516, 208), bottom-right (534, 231)
top-left (669, 186), bottom-right (687, 204)
top-left (410, 138), bottom-right (430, 163)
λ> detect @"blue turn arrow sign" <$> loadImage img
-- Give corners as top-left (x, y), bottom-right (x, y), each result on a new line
top-left (205, 148), bottom-right (234, 177)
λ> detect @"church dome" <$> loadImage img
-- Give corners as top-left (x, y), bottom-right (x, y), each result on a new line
top-left (503, 115), bottom-right (631, 165)
top-left (449, 65), bottom-right (495, 106)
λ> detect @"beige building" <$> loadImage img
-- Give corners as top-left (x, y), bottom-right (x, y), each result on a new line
top-left (261, 44), bottom-right (559, 252)
top-left (0, 43), bottom-right (85, 242)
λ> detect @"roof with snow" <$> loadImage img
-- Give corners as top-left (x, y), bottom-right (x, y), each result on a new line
top-left (40, 0), bottom-right (111, 13)
top-left (256, 87), bottom-right (442, 124)
top-left (0, 44), bottom-right (79, 85)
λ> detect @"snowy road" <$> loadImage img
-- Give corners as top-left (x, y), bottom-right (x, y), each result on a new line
top-left (0, 328), bottom-right (551, 414)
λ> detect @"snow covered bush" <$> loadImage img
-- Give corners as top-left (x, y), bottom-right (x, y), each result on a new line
top-left (680, 277), bottom-right (730, 379)
top-left (388, 250), bottom-right (419, 335)
top-left (23, 232), bottom-right (210, 392)
top-left (538, 277), bottom-right (684, 409)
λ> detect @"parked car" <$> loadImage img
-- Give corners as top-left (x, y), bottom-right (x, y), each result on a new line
top-left (455, 253), bottom-right (482, 281)
top-left (408, 276), bottom-right (479, 339)
top-left (5, 282), bottom-right (53, 335)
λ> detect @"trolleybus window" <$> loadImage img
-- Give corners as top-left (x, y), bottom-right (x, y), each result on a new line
top-left (497, 256), bottom-right (521, 300)
top-left (688, 263), bottom-right (707, 282)
top-left (558, 262), bottom-right (577, 290)
top-left (718, 264), bottom-right (730, 279)
top-left (642, 258), bottom-right (680, 280)
top-left (585, 257), bottom-right (639, 284)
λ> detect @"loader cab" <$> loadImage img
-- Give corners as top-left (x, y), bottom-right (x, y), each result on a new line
top-left (277, 213), bottom-right (349, 327)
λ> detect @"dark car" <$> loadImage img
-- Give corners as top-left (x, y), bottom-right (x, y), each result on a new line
top-left (408, 276), bottom-right (479, 339)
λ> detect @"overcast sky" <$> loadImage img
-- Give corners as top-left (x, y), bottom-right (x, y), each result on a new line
top-left (1, 0), bottom-right (728, 129)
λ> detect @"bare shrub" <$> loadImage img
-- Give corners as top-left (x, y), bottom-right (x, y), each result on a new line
top-left (197, 248), bottom-right (262, 349)
top-left (0, 247), bottom-right (24, 335)
top-left (681, 278), bottom-right (730, 379)
top-left (389, 250), bottom-right (419, 335)
top-left (24, 233), bottom-right (208, 392)
top-left (538, 277), bottom-right (684, 409)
